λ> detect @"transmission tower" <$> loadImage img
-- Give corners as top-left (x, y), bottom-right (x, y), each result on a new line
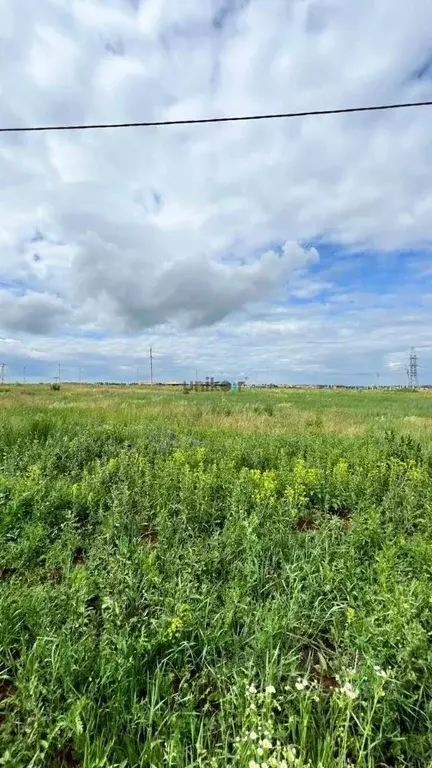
top-left (409, 347), bottom-right (419, 388)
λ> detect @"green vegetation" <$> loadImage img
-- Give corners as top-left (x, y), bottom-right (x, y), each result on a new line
top-left (1, 385), bottom-right (432, 767)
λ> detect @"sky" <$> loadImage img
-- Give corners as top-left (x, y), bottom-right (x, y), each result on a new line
top-left (1, 0), bottom-right (432, 385)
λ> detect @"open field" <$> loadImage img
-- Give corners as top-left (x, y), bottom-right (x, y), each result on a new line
top-left (1, 385), bottom-right (432, 767)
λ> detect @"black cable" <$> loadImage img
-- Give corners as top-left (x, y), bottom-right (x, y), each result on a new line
top-left (1, 100), bottom-right (432, 133)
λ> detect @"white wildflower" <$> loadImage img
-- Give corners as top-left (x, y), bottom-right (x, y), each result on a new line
top-left (261, 738), bottom-right (272, 750)
top-left (373, 665), bottom-right (385, 677)
top-left (257, 747), bottom-right (264, 756)
top-left (265, 684), bottom-right (276, 695)
top-left (249, 731), bottom-right (259, 741)
top-left (248, 684), bottom-right (258, 694)
top-left (249, 762), bottom-right (260, 768)
top-left (295, 677), bottom-right (308, 691)
top-left (340, 682), bottom-right (358, 700)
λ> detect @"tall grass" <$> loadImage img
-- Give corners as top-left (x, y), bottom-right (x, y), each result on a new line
top-left (1, 386), bottom-right (432, 766)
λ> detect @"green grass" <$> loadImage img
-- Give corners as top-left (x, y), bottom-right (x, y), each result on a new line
top-left (1, 385), bottom-right (432, 767)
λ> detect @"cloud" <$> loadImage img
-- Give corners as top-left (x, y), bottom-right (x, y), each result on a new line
top-left (0, 291), bottom-right (70, 334)
top-left (70, 237), bottom-right (318, 331)
top-left (2, 292), bottom-right (432, 385)
top-left (0, 0), bottom-right (432, 379)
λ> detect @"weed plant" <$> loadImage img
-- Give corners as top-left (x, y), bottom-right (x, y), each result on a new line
top-left (1, 386), bottom-right (432, 766)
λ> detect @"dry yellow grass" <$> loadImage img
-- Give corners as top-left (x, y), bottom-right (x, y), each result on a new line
top-left (0, 384), bottom-right (430, 439)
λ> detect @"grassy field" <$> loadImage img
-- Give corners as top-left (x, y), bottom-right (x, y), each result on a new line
top-left (1, 385), bottom-right (432, 767)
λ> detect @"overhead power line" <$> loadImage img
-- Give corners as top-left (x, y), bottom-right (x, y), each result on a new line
top-left (1, 100), bottom-right (432, 134)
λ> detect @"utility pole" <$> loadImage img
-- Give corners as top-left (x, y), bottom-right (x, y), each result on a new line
top-left (149, 347), bottom-right (153, 385)
top-left (195, 368), bottom-right (198, 383)
top-left (1, 362), bottom-right (4, 385)
top-left (23, 366), bottom-right (26, 385)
